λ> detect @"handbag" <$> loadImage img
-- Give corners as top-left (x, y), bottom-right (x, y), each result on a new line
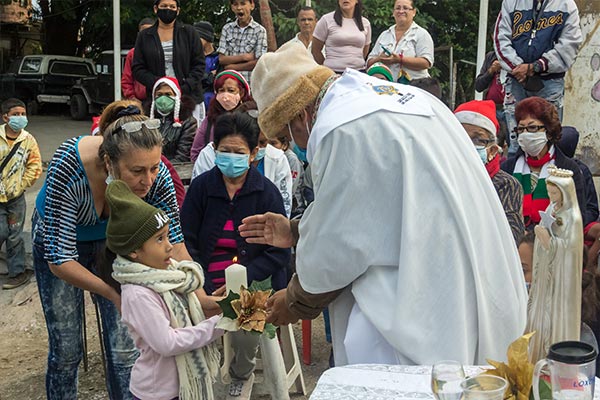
top-left (0, 140), bottom-right (23, 196)
top-left (0, 140), bottom-right (22, 176)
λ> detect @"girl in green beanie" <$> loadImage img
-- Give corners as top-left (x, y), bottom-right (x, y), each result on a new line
top-left (106, 179), bottom-right (223, 400)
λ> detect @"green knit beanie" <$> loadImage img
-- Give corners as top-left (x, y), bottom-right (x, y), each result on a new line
top-left (367, 62), bottom-right (394, 82)
top-left (105, 180), bottom-right (169, 256)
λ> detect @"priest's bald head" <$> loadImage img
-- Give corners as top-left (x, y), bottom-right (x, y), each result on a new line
top-left (251, 42), bottom-right (335, 148)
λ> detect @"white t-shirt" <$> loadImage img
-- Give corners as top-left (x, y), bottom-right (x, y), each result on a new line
top-left (313, 12), bottom-right (371, 72)
top-left (368, 22), bottom-right (434, 81)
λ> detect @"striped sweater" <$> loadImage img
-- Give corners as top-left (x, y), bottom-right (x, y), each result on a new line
top-left (36, 136), bottom-right (183, 266)
top-left (0, 124), bottom-right (42, 202)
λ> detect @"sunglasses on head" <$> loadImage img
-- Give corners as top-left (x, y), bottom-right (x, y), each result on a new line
top-left (115, 119), bottom-right (161, 134)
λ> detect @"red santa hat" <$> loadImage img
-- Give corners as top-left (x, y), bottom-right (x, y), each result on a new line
top-left (454, 100), bottom-right (499, 137)
top-left (150, 76), bottom-right (182, 128)
top-left (90, 116), bottom-right (101, 136)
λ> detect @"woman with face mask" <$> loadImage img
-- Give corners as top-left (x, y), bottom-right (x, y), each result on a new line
top-left (190, 70), bottom-right (251, 162)
top-left (132, 0), bottom-right (206, 122)
top-left (181, 111), bottom-right (290, 398)
top-left (501, 96), bottom-right (588, 228)
top-left (455, 100), bottom-right (525, 244)
top-left (148, 76), bottom-right (197, 162)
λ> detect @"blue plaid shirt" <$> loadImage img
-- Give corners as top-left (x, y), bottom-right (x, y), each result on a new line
top-left (218, 18), bottom-right (267, 84)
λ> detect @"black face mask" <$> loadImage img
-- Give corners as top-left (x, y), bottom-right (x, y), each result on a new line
top-left (157, 8), bottom-right (177, 24)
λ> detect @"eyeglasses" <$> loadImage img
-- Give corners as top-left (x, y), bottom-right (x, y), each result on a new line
top-left (115, 119), bottom-right (161, 134)
top-left (394, 6), bottom-right (414, 11)
top-left (513, 125), bottom-right (545, 134)
top-left (471, 137), bottom-right (495, 147)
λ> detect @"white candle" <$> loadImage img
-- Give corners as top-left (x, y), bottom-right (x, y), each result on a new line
top-left (225, 263), bottom-right (247, 294)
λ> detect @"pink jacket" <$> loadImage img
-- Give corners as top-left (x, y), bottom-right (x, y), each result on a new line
top-left (121, 284), bottom-right (223, 400)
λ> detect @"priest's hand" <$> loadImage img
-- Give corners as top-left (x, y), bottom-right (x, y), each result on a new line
top-left (266, 289), bottom-right (300, 326)
top-left (239, 212), bottom-right (295, 248)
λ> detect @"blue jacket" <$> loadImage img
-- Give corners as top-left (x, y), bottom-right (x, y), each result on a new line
top-left (494, 0), bottom-right (582, 77)
top-left (181, 166), bottom-right (290, 293)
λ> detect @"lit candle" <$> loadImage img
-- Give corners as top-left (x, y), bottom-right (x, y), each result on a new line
top-left (225, 258), bottom-right (247, 294)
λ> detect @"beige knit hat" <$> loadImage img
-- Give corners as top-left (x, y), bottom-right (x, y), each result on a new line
top-left (251, 41), bottom-right (336, 138)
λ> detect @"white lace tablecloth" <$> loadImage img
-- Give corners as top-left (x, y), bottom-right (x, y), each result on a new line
top-left (310, 364), bottom-right (600, 400)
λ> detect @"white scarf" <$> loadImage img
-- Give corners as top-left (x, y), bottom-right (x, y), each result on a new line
top-left (112, 256), bottom-right (220, 400)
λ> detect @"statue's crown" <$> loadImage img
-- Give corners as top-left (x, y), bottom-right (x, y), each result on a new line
top-left (548, 165), bottom-right (573, 178)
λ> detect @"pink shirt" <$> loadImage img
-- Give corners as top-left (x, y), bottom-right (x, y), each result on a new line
top-left (313, 11), bottom-right (371, 72)
top-left (121, 284), bottom-right (223, 400)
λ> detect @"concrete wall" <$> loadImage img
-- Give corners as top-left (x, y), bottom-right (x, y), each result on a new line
top-left (565, 1), bottom-right (600, 174)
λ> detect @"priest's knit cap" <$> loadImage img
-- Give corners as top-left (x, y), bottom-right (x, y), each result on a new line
top-left (250, 41), bottom-right (336, 138)
top-left (105, 180), bottom-right (169, 256)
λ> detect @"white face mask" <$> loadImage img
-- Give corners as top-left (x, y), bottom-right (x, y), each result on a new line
top-left (517, 131), bottom-right (547, 157)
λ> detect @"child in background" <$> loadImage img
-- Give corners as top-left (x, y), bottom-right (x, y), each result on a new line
top-left (106, 180), bottom-right (222, 400)
top-left (518, 231), bottom-right (534, 290)
top-left (0, 98), bottom-right (42, 290)
top-left (268, 133), bottom-right (307, 217)
top-left (194, 21), bottom-right (220, 112)
top-left (218, 0), bottom-right (267, 85)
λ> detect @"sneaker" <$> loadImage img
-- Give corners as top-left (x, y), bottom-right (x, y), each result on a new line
top-left (226, 373), bottom-right (255, 400)
top-left (2, 270), bottom-right (32, 290)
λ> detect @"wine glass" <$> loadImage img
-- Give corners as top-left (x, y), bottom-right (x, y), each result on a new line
top-left (431, 360), bottom-right (466, 400)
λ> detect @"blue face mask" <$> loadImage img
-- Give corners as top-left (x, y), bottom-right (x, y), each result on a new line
top-left (288, 122), bottom-right (309, 163)
top-left (293, 144), bottom-right (307, 163)
top-left (475, 145), bottom-right (488, 164)
top-left (8, 115), bottom-right (28, 132)
top-left (255, 147), bottom-right (266, 162)
top-left (215, 151), bottom-right (249, 178)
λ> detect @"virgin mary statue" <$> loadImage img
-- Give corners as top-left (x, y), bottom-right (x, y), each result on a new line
top-left (526, 165), bottom-right (583, 363)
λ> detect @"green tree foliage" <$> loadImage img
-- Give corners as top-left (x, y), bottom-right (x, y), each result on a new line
top-left (34, 0), bottom-right (501, 102)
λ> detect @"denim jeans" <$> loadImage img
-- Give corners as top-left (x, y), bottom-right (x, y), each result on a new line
top-left (0, 194), bottom-right (26, 277)
top-left (504, 76), bottom-right (565, 156)
top-left (32, 214), bottom-right (138, 400)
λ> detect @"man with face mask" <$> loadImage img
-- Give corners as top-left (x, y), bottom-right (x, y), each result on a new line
top-left (239, 42), bottom-right (528, 366)
top-left (454, 99), bottom-right (525, 244)
top-left (132, 0), bottom-right (205, 122)
top-left (0, 98), bottom-right (42, 289)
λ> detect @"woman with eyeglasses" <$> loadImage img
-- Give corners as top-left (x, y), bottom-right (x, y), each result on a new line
top-left (501, 96), bottom-right (587, 228)
top-left (181, 111), bottom-right (290, 398)
top-left (455, 100), bottom-right (525, 244)
top-left (311, 0), bottom-right (372, 73)
top-left (31, 100), bottom-right (220, 399)
top-left (367, 0), bottom-right (434, 83)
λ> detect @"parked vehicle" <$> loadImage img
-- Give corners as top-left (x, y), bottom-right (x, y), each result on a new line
top-left (0, 55), bottom-right (96, 114)
top-left (70, 50), bottom-right (128, 120)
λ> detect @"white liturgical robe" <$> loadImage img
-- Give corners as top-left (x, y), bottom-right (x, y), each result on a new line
top-left (297, 69), bottom-right (528, 366)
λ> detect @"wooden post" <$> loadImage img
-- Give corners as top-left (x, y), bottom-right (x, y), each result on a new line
top-left (258, 0), bottom-right (277, 51)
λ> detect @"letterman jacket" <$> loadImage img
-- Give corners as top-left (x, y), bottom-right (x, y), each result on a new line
top-left (493, 0), bottom-right (582, 79)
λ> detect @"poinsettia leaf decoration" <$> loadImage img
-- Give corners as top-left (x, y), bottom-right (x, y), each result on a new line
top-left (217, 290), bottom-right (240, 320)
top-left (263, 322), bottom-right (277, 339)
top-left (249, 276), bottom-right (273, 294)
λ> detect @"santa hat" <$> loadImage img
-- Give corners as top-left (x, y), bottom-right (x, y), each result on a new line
top-left (454, 100), bottom-right (499, 136)
top-left (91, 116), bottom-right (101, 136)
top-left (150, 76), bottom-right (182, 128)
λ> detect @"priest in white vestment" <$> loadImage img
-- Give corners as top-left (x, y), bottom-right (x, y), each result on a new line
top-left (242, 42), bottom-right (528, 366)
